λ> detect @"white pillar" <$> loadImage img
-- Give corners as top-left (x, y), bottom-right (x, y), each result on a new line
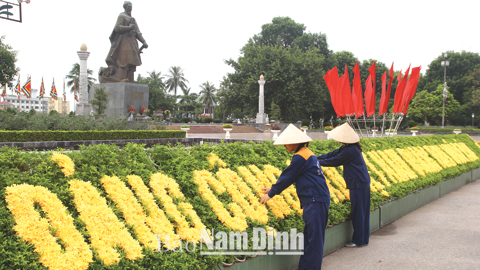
top-left (76, 44), bottom-right (92, 116)
top-left (256, 75), bottom-right (266, 124)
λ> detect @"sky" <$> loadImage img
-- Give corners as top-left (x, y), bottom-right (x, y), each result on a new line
top-left (2, 0), bottom-right (480, 106)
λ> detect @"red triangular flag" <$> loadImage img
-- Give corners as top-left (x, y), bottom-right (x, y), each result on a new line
top-left (352, 62), bottom-right (364, 117)
top-left (365, 62), bottom-right (376, 117)
top-left (364, 75), bottom-right (374, 117)
top-left (382, 63), bottom-right (394, 115)
top-left (368, 61), bottom-right (376, 97)
top-left (341, 64), bottom-right (355, 116)
top-left (393, 65), bottom-right (411, 113)
top-left (402, 66), bottom-right (422, 114)
top-left (379, 71), bottom-right (388, 116)
top-left (324, 67), bottom-right (341, 117)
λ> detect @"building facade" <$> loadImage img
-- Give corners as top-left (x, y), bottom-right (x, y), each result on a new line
top-left (3, 89), bottom-right (50, 114)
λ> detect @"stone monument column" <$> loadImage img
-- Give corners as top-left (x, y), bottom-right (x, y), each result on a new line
top-left (256, 75), bottom-right (266, 124)
top-left (76, 44), bottom-right (92, 116)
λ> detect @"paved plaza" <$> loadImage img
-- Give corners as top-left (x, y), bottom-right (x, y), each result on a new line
top-left (322, 179), bottom-right (480, 270)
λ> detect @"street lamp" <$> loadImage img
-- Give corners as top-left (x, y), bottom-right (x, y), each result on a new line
top-left (472, 113), bottom-right (475, 127)
top-left (441, 53), bottom-right (449, 128)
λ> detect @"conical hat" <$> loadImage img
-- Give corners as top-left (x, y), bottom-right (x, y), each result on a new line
top-left (273, 124), bottom-right (313, 145)
top-left (328, 123), bottom-right (360, 144)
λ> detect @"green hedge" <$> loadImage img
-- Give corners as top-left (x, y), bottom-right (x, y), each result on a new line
top-left (0, 130), bottom-right (185, 142)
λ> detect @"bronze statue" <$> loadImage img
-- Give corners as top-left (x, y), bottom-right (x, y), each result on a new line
top-left (99, 1), bottom-right (148, 83)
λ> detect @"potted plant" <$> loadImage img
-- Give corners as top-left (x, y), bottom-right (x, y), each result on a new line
top-left (271, 124), bottom-right (281, 140)
top-left (223, 124), bottom-right (233, 138)
top-left (385, 129), bottom-right (397, 136)
top-left (453, 128), bottom-right (462, 134)
top-left (301, 126), bottom-right (308, 133)
top-left (140, 106), bottom-right (147, 115)
top-left (181, 124), bottom-right (190, 137)
top-left (128, 105), bottom-right (135, 116)
top-left (410, 126), bottom-right (419, 136)
top-left (370, 126), bottom-right (379, 137)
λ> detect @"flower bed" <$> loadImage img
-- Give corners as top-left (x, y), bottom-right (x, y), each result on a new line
top-left (1, 135), bottom-right (479, 269)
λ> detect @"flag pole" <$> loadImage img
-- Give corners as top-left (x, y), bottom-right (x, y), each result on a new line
top-left (381, 114), bottom-right (386, 137)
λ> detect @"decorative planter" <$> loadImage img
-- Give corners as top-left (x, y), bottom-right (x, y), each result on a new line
top-left (411, 130), bottom-right (418, 136)
top-left (271, 130), bottom-right (280, 140)
top-left (324, 130), bottom-right (331, 139)
top-left (453, 130), bottom-right (462, 135)
top-left (181, 128), bottom-right (190, 137)
top-left (302, 128), bottom-right (308, 133)
top-left (223, 128), bottom-right (233, 138)
top-left (371, 130), bottom-right (378, 137)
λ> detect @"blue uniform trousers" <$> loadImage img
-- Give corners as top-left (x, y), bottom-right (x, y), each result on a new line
top-left (350, 187), bottom-right (370, 246)
top-left (298, 201), bottom-right (330, 270)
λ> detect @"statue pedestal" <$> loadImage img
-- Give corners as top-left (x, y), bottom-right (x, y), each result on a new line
top-left (89, 83), bottom-right (149, 117)
top-left (256, 113), bottom-right (266, 124)
top-left (76, 103), bottom-right (92, 116)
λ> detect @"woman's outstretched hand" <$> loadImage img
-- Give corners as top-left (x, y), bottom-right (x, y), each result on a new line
top-left (260, 187), bottom-right (271, 204)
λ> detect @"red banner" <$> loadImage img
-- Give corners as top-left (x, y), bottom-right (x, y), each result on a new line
top-left (402, 66), bottom-right (422, 114)
top-left (352, 62), bottom-right (364, 117)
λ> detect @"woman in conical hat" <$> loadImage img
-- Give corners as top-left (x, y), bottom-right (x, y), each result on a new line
top-left (317, 123), bottom-right (371, 247)
top-left (260, 124), bottom-right (330, 270)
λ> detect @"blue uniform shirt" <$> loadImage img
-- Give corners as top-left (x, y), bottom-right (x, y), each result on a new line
top-left (317, 144), bottom-right (370, 189)
top-left (268, 146), bottom-right (330, 208)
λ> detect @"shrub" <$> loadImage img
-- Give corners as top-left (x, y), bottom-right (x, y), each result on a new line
top-left (222, 124), bottom-right (233, 129)
top-left (324, 126), bottom-right (334, 131)
top-left (181, 125), bottom-right (190, 128)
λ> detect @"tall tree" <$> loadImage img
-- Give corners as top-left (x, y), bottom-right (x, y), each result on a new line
top-left (0, 36), bottom-right (19, 88)
top-left (221, 17), bottom-right (332, 122)
top-left (199, 82), bottom-right (216, 118)
top-left (138, 70), bottom-right (174, 114)
top-left (418, 51), bottom-right (480, 104)
top-left (178, 87), bottom-right (199, 112)
top-left (165, 66), bottom-right (189, 99)
top-left (66, 63), bottom-right (96, 93)
top-left (408, 84), bottom-right (460, 125)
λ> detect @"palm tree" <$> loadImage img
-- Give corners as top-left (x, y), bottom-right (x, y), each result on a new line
top-left (66, 63), bottom-right (96, 93)
top-left (165, 66), bottom-right (189, 99)
top-left (178, 87), bottom-right (199, 112)
top-left (146, 70), bottom-right (165, 91)
top-left (199, 82), bottom-right (217, 118)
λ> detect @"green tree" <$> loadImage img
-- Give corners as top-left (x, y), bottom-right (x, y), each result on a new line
top-left (199, 82), bottom-right (216, 118)
top-left (223, 44), bottom-right (328, 121)
top-left (165, 66), bottom-right (189, 99)
top-left (408, 84), bottom-right (460, 125)
top-left (138, 70), bottom-right (175, 115)
top-left (0, 36), bottom-right (19, 88)
top-left (178, 87), bottom-right (199, 112)
top-left (250, 17), bottom-right (334, 72)
top-left (91, 86), bottom-right (110, 115)
top-left (463, 68), bottom-right (480, 109)
top-left (270, 101), bottom-right (281, 121)
top-left (65, 63), bottom-right (97, 93)
top-left (418, 51), bottom-right (480, 104)
top-left (221, 17), bottom-right (335, 121)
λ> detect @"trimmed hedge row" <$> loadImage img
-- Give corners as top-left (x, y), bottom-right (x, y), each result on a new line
top-left (0, 130), bottom-right (186, 142)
